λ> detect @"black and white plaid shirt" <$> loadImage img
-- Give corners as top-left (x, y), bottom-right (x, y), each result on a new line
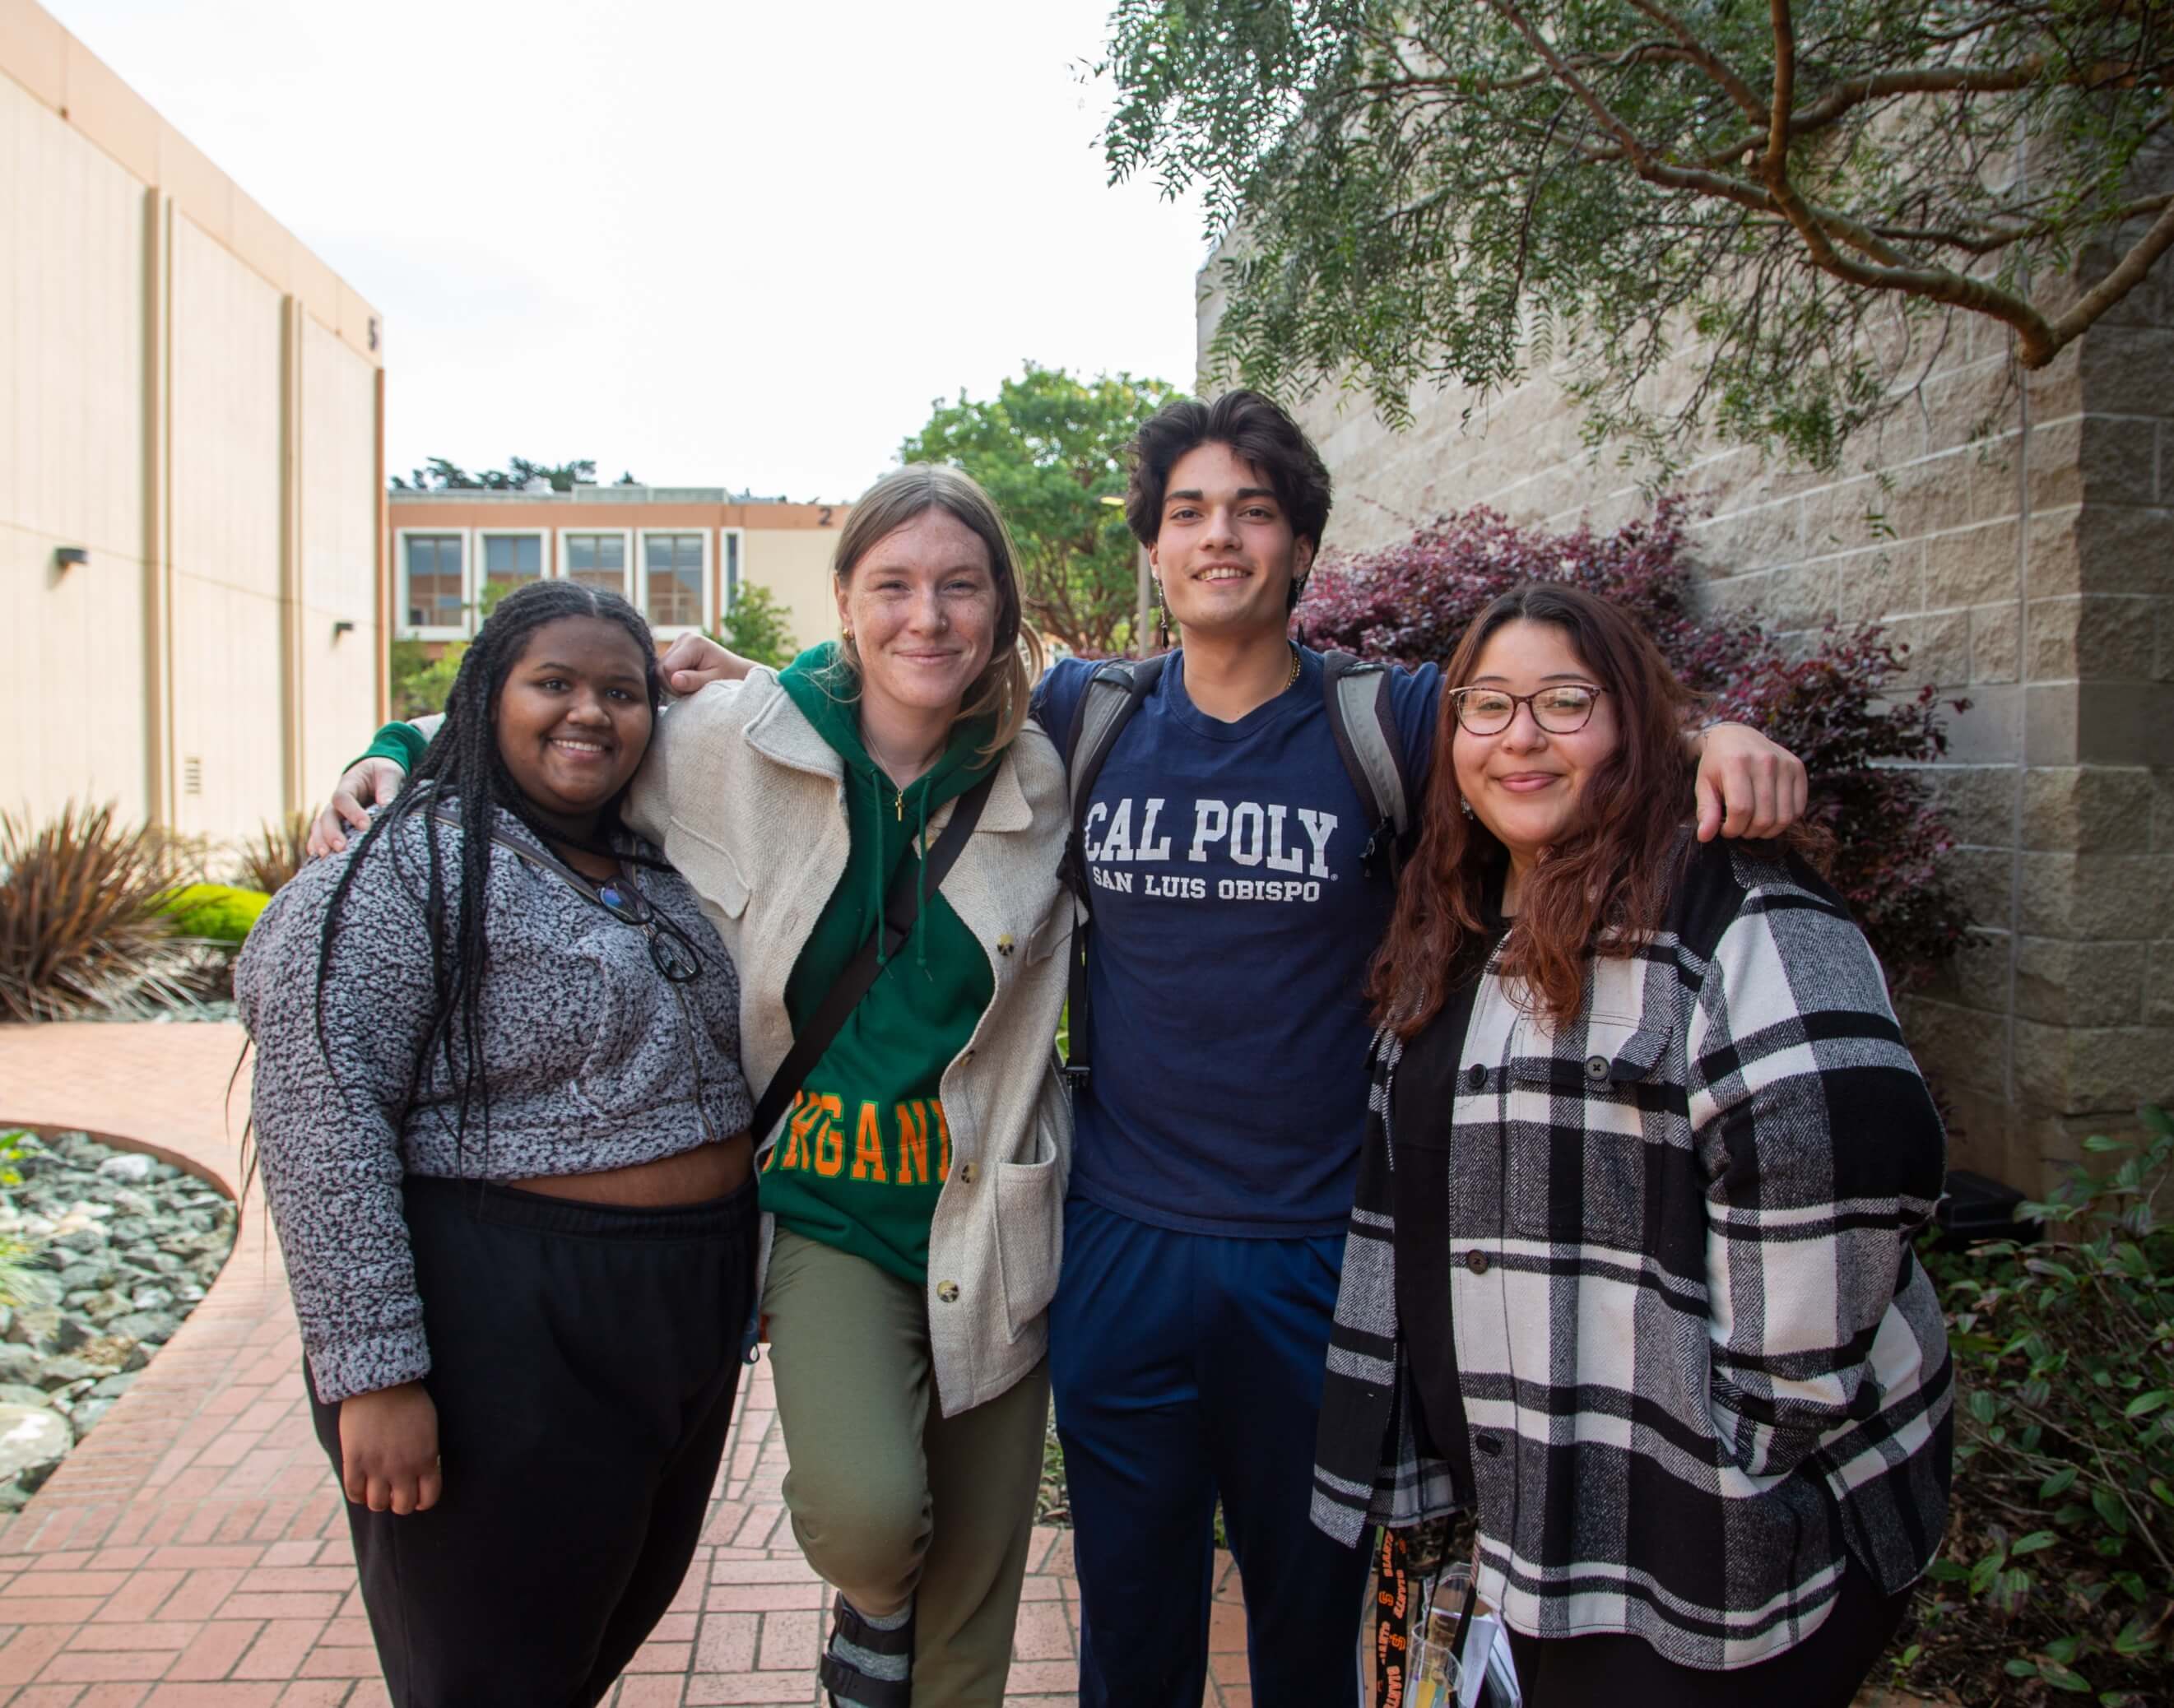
top-left (1312, 838), bottom-right (1953, 1670)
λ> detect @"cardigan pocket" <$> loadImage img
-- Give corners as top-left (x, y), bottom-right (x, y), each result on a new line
top-left (993, 1094), bottom-right (1065, 1343)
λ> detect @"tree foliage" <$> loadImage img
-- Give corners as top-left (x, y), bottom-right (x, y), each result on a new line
top-left (1103, 0), bottom-right (2174, 469)
top-left (712, 583), bottom-right (801, 672)
top-left (1294, 497), bottom-right (1972, 988)
top-left (392, 457), bottom-right (624, 493)
top-left (899, 363), bottom-right (1178, 656)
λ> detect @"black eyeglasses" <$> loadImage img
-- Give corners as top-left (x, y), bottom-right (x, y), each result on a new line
top-left (595, 878), bottom-right (706, 983)
top-left (1449, 684), bottom-right (1606, 736)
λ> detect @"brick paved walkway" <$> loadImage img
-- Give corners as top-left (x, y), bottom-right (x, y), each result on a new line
top-left (0, 1022), bottom-right (1255, 1708)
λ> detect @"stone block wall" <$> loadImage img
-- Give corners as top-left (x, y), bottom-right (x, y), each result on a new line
top-left (1205, 263), bottom-right (2174, 1192)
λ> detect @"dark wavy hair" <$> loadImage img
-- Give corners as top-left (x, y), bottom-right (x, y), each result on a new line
top-left (1125, 390), bottom-right (1333, 607)
top-left (1369, 582), bottom-right (1703, 1033)
top-left (311, 579), bottom-right (664, 1158)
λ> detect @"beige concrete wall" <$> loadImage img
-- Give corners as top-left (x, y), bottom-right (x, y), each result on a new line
top-left (745, 522), bottom-right (841, 654)
top-left (0, 67), bottom-right (151, 824)
top-left (1, 0), bottom-right (385, 852)
top-left (299, 319), bottom-right (383, 807)
top-left (1210, 247), bottom-right (2174, 1192)
top-left (168, 214), bottom-right (284, 842)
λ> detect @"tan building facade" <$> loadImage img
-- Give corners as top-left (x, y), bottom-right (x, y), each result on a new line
top-left (2, 0), bottom-right (387, 846)
top-left (385, 488), bottom-right (845, 659)
top-left (1203, 241), bottom-right (2174, 1194)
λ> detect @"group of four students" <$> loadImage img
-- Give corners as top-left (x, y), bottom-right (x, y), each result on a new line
top-left (239, 388), bottom-right (1952, 1708)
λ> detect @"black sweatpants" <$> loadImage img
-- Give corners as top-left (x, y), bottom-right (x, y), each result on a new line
top-left (307, 1173), bottom-right (759, 1708)
top-left (1505, 1552), bottom-right (1914, 1708)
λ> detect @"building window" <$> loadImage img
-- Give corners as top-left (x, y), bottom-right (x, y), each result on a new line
top-left (723, 530), bottom-right (741, 612)
top-left (565, 532), bottom-right (627, 595)
top-left (403, 535), bottom-right (465, 631)
top-left (643, 533), bottom-right (706, 629)
top-left (481, 534), bottom-right (544, 609)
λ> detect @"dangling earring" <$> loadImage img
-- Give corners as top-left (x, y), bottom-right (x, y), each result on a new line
top-left (1460, 797), bottom-right (1475, 819)
top-left (1154, 580), bottom-right (1173, 651)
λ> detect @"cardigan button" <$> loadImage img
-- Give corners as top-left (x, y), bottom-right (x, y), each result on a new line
top-left (936, 1281), bottom-right (960, 1303)
top-left (1464, 1250), bottom-right (1490, 1277)
top-left (1465, 1063), bottom-right (1485, 1090)
top-left (1585, 1054), bottom-right (1610, 1083)
top-left (959, 1163), bottom-right (978, 1185)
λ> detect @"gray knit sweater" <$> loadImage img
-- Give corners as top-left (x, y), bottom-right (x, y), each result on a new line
top-left (235, 805), bottom-right (753, 1402)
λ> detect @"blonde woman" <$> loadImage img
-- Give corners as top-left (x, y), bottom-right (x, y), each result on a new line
top-left (317, 466), bottom-right (1071, 1707)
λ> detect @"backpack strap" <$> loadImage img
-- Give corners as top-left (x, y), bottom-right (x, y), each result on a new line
top-left (749, 769), bottom-right (996, 1146)
top-left (1321, 651), bottom-right (1414, 881)
top-left (1058, 656), bottom-right (1168, 1084)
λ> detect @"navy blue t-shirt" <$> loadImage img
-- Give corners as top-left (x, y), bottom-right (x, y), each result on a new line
top-left (1032, 647), bottom-right (1442, 1236)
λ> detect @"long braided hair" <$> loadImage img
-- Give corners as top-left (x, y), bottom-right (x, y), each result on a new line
top-left (310, 579), bottom-right (666, 1163)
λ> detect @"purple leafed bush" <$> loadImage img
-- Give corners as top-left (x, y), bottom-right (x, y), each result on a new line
top-left (1293, 497), bottom-right (1972, 991)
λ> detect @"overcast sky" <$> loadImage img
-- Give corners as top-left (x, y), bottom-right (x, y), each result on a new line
top-left (45, 0), bottom-right (1212, 501)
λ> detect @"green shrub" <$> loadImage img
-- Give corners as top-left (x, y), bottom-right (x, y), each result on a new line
top-left (1910, 1105), bottom-right (2174, 1705)
top-left (155, 884), bottom-right (271, 945)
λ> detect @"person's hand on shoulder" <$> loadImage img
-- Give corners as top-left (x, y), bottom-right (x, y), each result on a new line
top-left (660, 632), bottom-right (754, 698)
top-left (338, 1381), bottom-right (442, 1515)
top-left (1692, 722), bottom-right (1809, 842)
top-left (307, 758), bottom-right (409, 858)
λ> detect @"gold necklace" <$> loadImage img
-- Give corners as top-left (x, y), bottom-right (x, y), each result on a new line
top-left (1284, 643), bottom-right (1302, 690)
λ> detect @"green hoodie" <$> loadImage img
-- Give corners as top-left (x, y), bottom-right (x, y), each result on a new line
top-left (351, 648), bottom-right (999, 1284)
top-left (760, 646), bottom-right (997, 1284)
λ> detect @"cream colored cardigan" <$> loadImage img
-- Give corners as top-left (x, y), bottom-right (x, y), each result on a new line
top-left (625, 672), bottom-right (1074, 1416)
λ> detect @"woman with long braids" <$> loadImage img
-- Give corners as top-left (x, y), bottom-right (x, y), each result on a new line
top-left (309, 466), bottom-right (1073, 1708)
top-left (236, 580), bottom-right (759, 1708)
top-left (1312, 583), bottom-right (1952, 1706)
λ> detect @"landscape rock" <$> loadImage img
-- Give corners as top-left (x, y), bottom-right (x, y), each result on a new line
top-left (0, 1130), bottom-right (234, 1505)
top-left (96, 1154), bottom-right (155, 1184)
top-left (0, 1404), bottom-right (72, 1489)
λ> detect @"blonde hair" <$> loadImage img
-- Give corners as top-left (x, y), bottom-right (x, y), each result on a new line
top-left (831, 464), bottom-right (1043, 758)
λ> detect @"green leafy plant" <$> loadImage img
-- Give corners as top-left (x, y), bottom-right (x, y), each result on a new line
top-left (154, 884), bottom-right (272, 946)
top-left (711, 583), bottom-right (800, 672)
top-left (0, 804), bottom-right (197, 1022)
top-left (1912, 1105), bottom-right (2174, 1706)
top-left (900, 362), bottom-right (1176, 656)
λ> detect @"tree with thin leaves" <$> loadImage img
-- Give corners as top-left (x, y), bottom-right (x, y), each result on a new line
top-left (1102, 0), bottom-right (2174, 470)
top-left (900, 363), bottom-right (1178, 656)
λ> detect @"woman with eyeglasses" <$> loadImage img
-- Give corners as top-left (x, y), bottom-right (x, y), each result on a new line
top-left (1312, 582), bottom-right (1952, 1707)
top-left (236, 580), bottom-right (757, 1707)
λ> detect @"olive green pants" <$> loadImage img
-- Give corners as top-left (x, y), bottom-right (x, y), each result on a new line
top-left (763, 1228), bottom-right (1049, 1707)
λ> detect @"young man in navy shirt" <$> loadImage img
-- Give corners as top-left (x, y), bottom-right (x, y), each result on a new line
top-left (1029, 392), bottom-right (1805, 1708)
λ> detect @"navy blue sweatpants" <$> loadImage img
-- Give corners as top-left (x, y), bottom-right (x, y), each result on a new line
top-left (1049, 1197), bottom-right (1371, 1708)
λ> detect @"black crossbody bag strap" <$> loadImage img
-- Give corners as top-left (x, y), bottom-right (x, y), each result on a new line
top-left (748, 768), bottom-right (997, 1146)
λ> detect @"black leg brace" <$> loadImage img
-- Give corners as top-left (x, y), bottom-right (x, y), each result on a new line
top-left (819, 1592), bottom-right (914, 1708)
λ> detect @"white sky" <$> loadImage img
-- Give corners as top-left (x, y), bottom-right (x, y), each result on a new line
top-left (44, 0), bottom-right (1213, 501)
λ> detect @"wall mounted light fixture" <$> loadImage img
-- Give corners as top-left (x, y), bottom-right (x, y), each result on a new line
top-left (332, 620), bottom-right (356, 638)
top-left (54, 547), bottom-right (88, 570)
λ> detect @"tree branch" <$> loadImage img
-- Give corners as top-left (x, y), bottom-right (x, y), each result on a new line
top-left (2047, 193), bottom-right (2174, 350)
top-left (1626, 1), bottom-right (1766, 123)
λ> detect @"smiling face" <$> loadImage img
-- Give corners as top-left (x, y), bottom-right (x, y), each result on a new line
top-left (492, 615), bottom-right (654, 834)
top-left (836, 507), bottom-right (999, 724)
top-left (1451, 618), bottom-right (1620, 870)
top-left (1150, 440), bottom-right (1314, 639)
